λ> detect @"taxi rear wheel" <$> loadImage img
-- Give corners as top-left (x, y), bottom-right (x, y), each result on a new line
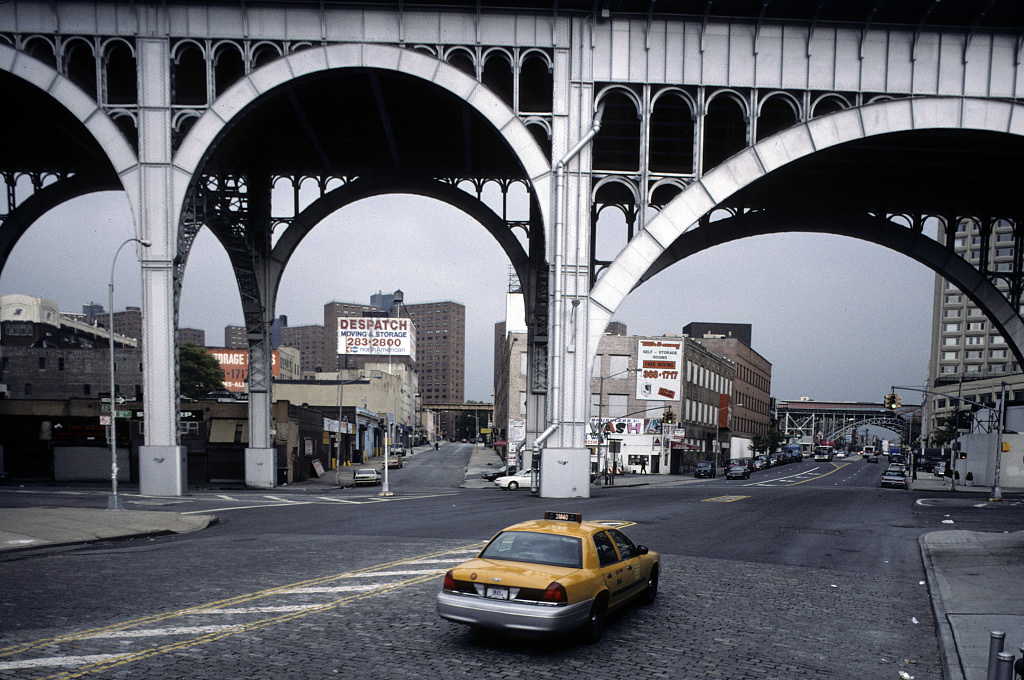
top-left (581, 596), bottom-right (607, 644)
top-left (641, 565), bottom-right (659, 605)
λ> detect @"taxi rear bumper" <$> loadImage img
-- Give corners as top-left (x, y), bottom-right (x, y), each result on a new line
top-left (436, 591), bottom-right (593, 633)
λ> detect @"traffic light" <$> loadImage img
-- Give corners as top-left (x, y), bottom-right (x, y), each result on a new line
top-left (893, 394), bottom-right (902, 408)
top-left (883, 393), bottom-right (894, 409)
top-left (661, 409), bottom-right (675, 424)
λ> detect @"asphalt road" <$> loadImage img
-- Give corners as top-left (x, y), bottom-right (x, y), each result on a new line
top-left (2, 446), bottom-right (1023, 679)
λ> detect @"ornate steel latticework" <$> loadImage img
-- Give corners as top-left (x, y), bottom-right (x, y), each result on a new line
top-left (4, 1), bottom-right (1024, 498)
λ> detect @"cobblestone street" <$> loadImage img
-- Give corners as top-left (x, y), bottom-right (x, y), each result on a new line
top-left (0, 536), bottom-right (941, 680)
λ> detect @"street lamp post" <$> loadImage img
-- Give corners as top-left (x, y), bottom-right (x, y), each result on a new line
top-left (594, 367), bottom-right (638, 485)
top-left (473, 413), bottom-right (480, 453)
top-left (335, 373), bottom-right (365, 488)
top-left (108, 237), bottom-right (151, 511)
top-left (716, 402), bottom-right (741, 467)
top-left (413, 392), bottom-right (420, 451)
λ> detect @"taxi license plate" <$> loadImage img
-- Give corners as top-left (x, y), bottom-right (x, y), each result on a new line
top-left (485, 586), bottom-right (509, 600)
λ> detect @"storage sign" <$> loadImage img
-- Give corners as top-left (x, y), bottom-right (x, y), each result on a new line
top-left (337, 317), bottom-right (416, 361)
top-left (207, 349), bottom-right (281, 393)
top-left (635, 339), bottom-right (682, 401)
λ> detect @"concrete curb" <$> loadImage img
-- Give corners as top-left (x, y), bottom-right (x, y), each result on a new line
top-left (0, 508), bottom-right (217, 553)
top-left (920, 533), bottom-right (965, 680)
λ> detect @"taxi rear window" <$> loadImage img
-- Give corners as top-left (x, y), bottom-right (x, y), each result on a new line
top-left (480, 531), bottom-right (582, 569)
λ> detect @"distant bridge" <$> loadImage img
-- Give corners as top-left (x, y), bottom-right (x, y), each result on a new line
top-left (777, 400), bottom-right (919, 444)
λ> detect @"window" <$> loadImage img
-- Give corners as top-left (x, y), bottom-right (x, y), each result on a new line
top-left (966, 336), bottom-right (984, 345)
top-left (944, 294), bottom-right (962, 304)
top-left (967, 321), bottom-right (986, 331)
top-left (593, 531), bottom-right (618, 567)
top-left (942, 351), bottom-right (960, 361)
top-left (608, 394), bottom-right (627, 418)
top-left (943, 337), bottom-right (959, 346)
top-left (607, 529), bottom-right (638, 560)
top-left (943, 309), bottom-right (960, 319)
top-left (38, 357), bottom-right (45, 370)
top-left (609, 355), bottom-right (629, 375)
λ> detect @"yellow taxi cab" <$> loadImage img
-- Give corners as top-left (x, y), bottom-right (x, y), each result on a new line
top-left (436, 511), bottom-right (659, 642)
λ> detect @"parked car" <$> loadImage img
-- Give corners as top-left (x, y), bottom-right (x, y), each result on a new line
top-left (481, 465), bottom-right (513, 482)
top-left (933, 461), bottom-right (947, 477)
top-left (494, 468), bottom-right (533, 490)
top-left (726, 464), bottom-right (750, 480)
top-left (694, 461), bottom-right (717, 478)
top-left (880, 464), bottom-right (908, 490)
top-left (353, 468), bottom-right (381, 486)
top-left (437, 511), bottom-right (659, 642)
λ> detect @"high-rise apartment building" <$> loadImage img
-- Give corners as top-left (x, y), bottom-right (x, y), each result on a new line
top-left (403, 300), bottom-right (466, 404)
top-left (110, 306), bottom-right (143, 345)
top-left (281, 324), bottom-right (328, 375)
top-left (224, 325), bottom-right (246, 349)
top-left (177, 328), bottom-right (205, 346)
top-left (325, 300), bottom-right (379, 371)
top-left (927, 217), bottom-right (1024, 433)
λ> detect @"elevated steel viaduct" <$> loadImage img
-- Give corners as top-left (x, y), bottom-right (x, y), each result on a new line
top-left (2, 1), bottom-right (1024, 497)
top-left (777, 400), bottom-right (918, 446)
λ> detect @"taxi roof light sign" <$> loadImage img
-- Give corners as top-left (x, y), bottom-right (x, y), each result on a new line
top-left (544, 511), bottom-right (582, 522)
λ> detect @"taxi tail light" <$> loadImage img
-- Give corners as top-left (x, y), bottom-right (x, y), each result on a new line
top-left (541, 582), bottom-right (567, 604)
top-left (442, 570), bottom-right (456, 591)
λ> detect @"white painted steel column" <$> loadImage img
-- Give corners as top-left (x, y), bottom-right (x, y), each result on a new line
top-left (540, 17), bottom-right (597, 498)
top-left (135, 37), bottom-right (187, 496)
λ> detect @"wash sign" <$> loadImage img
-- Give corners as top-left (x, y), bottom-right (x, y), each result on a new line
top-left (635, 339), bottom-right (682, 401)
top-left (337, 317), bottom-right (416, 360)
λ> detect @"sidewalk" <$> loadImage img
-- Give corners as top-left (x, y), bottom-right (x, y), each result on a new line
top-left (1, 451), bottom-right (1021, 680)
top-left (912, 475), bottom-right (1024, 680)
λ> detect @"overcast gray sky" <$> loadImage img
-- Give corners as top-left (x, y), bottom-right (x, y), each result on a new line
top-left (0, 190), bottom-right (935, 404)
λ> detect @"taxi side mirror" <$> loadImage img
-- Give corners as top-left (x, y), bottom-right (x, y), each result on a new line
top-left (636, 546), bottom-right (649, 555)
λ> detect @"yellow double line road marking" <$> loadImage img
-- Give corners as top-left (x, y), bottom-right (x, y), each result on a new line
top-left (2, 542), bottom-right (484, 679)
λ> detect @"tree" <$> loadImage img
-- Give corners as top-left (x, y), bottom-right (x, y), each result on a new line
top-left (750, 433), bottom-right (770, 455)
top-left (930, 415), bottom-right (960, 447)
top-left (179, 343), bottom-right (226, 399)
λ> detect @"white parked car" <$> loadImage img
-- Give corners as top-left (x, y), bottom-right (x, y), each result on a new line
top-left (494, 468), bottom-right (533, 490)
top-left (353, 468), bottom-right (381, 486)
